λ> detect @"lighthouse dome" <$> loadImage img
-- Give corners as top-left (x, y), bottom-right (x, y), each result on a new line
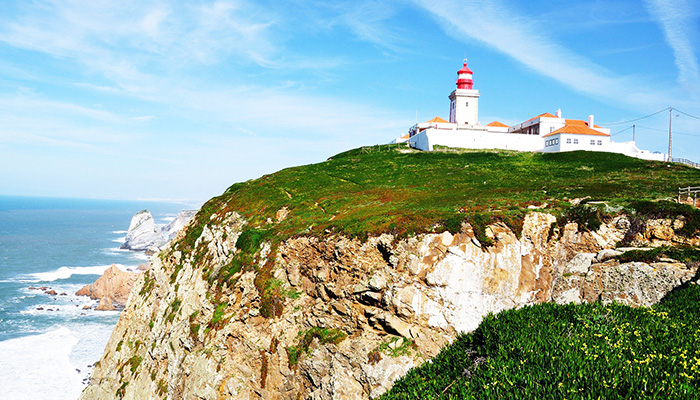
top-left (456, 59), bottom-right (474, 89)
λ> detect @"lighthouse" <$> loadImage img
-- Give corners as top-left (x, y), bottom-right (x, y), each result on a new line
top-left (448, 59), bottom-right (480, 125)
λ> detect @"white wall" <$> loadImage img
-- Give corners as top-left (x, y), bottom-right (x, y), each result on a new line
top-left (449, 89), bottom-right (480, 125)
top-left (605, 141), bottom-right (666, 161)
top-left (542, 134), bottom-right (561, 152)
top-left (410, 127), bottom-right (543, 152)
top-left (407, 127), bottom-right (666, 162)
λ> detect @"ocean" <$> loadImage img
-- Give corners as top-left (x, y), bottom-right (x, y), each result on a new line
top-left (0, 196), bottom-right (192, 400)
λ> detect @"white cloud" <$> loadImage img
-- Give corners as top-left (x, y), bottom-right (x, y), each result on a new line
top-left (0, 0), bottom-right (404, 141)
top-left (644, 0), bottom-right (700, 92)
top-left (411, 0), bottom-right (690, 111)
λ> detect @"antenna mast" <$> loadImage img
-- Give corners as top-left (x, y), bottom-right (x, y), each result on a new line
top-left (668, 107), bottom-right (673, 161)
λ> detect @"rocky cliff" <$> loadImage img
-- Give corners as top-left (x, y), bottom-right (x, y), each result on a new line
top-left (79, 208), bottom-right (698, 400)
top-left (121, 210), bottom-right (197, 252)
top-left (75, 264), bottom-right (145, 310)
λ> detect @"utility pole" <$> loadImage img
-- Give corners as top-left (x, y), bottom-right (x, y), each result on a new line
top-left (668, 107), bottom-right (673, 161)
top-left (632, 124), bottom-right (635, 142)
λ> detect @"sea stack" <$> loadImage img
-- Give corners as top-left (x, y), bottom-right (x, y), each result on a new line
top-left (121, 210), bottom-right (162, 251)
top-left (75, 264), bottom-right (141, 307)
top-left (121, 209), bottom-right (197, 252)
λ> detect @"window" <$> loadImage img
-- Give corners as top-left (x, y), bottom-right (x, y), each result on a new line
top-left (550, 127), bottom-right (555, 133)
top-left (555, 139), bottom-right (559, 145)
top-left (590, 140), bottom-right (595, 145)
top-left (597, 140), bottom-right (602, 145)
top-left (566, 138), bottom-right (572, 144)
top-left (573, 139), bottom-right (578, 144)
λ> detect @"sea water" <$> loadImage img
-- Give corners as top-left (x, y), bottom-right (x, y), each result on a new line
top-left (0, 196), bottom-right (192, 399)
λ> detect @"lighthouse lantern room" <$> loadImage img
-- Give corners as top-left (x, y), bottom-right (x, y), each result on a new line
top-left (448, 59), bottom-right (480, 125)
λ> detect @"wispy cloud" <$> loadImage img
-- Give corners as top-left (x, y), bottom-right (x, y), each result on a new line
top-left (0, 0), bottom-right (406, 150)
top-left (410, 0), bottom-right (686, 111)
top-left (644, 0), bottom-right (700, 92)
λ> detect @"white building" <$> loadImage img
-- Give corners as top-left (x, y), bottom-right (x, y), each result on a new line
top-left (399, 60), bottom-right (666, 162)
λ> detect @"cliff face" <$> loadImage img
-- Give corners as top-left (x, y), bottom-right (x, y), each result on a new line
top-left (121, 210), bottom-right (197, 251)
top-left (80, 211), bottom-right (698, 400)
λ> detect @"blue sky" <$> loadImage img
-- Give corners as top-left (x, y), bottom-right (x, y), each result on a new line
top-left (0, 0), bottom-right (698, 202)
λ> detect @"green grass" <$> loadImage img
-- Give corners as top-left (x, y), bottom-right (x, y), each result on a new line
top-left (207, 301), bottom-right (229, 331)
top-left (166, 147), bottom-right (700, 316)
top-left (382, 270), bottom-right (700, 399)
top-left (286, 327), bottom-right (348, 367)
top-left (617, 245), bottom-right (700, 264)
top-left (630, 200), bottom-right (700, 237)
top-left (187, 148), bottom-right (700, 248)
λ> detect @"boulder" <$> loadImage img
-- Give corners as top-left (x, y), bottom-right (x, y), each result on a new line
top-left (563, 253), bottom-right (595, 275)
top-left (137, 263), bottom-right (151, 271)
top-left (96, 297), bottom-right (115, 311)
top-left (75, 264), bottom-right (141, 306)
top-left (595, 249), bottom-right (623, 262)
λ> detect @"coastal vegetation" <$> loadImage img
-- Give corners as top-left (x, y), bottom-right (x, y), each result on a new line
top-left (286, 327), bottom-right (348, 367)
top-left (88, 146), bottom-right (700, 399)
top-left (162, 146), bottom-right (700, 332)
top-left (381, 272), bottom-right (700, 399)
top-left (199, 146), bottom-right (699, 248)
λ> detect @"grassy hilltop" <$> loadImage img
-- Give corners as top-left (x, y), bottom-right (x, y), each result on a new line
top-left (174, 146), bottom-right (700, 398)
top-left (194, 145), bottom-right (700, 244)
top-left (176, 145), bottom-right (700, 302)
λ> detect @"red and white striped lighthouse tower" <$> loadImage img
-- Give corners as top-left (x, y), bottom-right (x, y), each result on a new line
top-left (449, 58), bottom-right (480, 125)
top-left (456, 60), bottom-right (474, 89)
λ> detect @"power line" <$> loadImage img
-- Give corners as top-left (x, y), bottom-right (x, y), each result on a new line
top-left (637, 125), bottom-right (668, 133)
top-left (675, 132), bottom-right (700, 137)
top-left (636, 125), bottom-right (700, 137)
top-left (611, 125), bottom-right (633, 136)
top-left (675, 108), bottom-right (700, 120)
top-left (599, 107), bottom-right (671, 126)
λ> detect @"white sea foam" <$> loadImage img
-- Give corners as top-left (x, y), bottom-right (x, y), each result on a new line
top-left (131, 252), bottom-right (150, 261)
top-left (20, 291), bottom-right (103, 319)
top-left (0, 327), bottom-right (83, 400)
top-left (22, 264), bottom-right (131, 282)
top-left (158, 215), bottom-right (177, 223)
top-left (111, 236), bottom-right (126, 243)
top-left (67, 321), bottom-right (117, 384)
top-left (112, 230), bottom-right (128, 234)
top-left (103, 247), bottom-right (151, 262)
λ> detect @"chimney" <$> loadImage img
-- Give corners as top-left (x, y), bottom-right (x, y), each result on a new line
top-left (588, 114), bottom-right (594, 127)
top-left (555, 109), bottom-right (561, 118)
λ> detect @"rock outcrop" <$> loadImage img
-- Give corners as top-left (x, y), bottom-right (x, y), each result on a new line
top-left (121, 210), bottom-right (197, 251)
top-left (162, 210), bottom-right (198, 242)
top-left (96, 296), bottom-right (116, 311)
top-left (121, 210), bottom-right (162, 251)
top-left (75, 264), bottom-right (141, 308)
top-left (80, 211), bottom-right (698, 400)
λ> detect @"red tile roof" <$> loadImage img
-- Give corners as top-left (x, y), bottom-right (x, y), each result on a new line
top-left (565, 119), bottom-right (603, 128)
top-left (487, 121), bottom-right (509, 127)
top-left (524, 112), bottom-right (557, 123)
top-left (543, 123), bottom-right (610, 138)
top-left (427, 116), bottom-right (449, 123)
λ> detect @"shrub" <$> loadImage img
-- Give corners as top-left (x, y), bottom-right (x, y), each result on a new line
top-left (286, 327), bottom-right (347, 367)
top-left (382, 285), bottom-right (700, 399)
